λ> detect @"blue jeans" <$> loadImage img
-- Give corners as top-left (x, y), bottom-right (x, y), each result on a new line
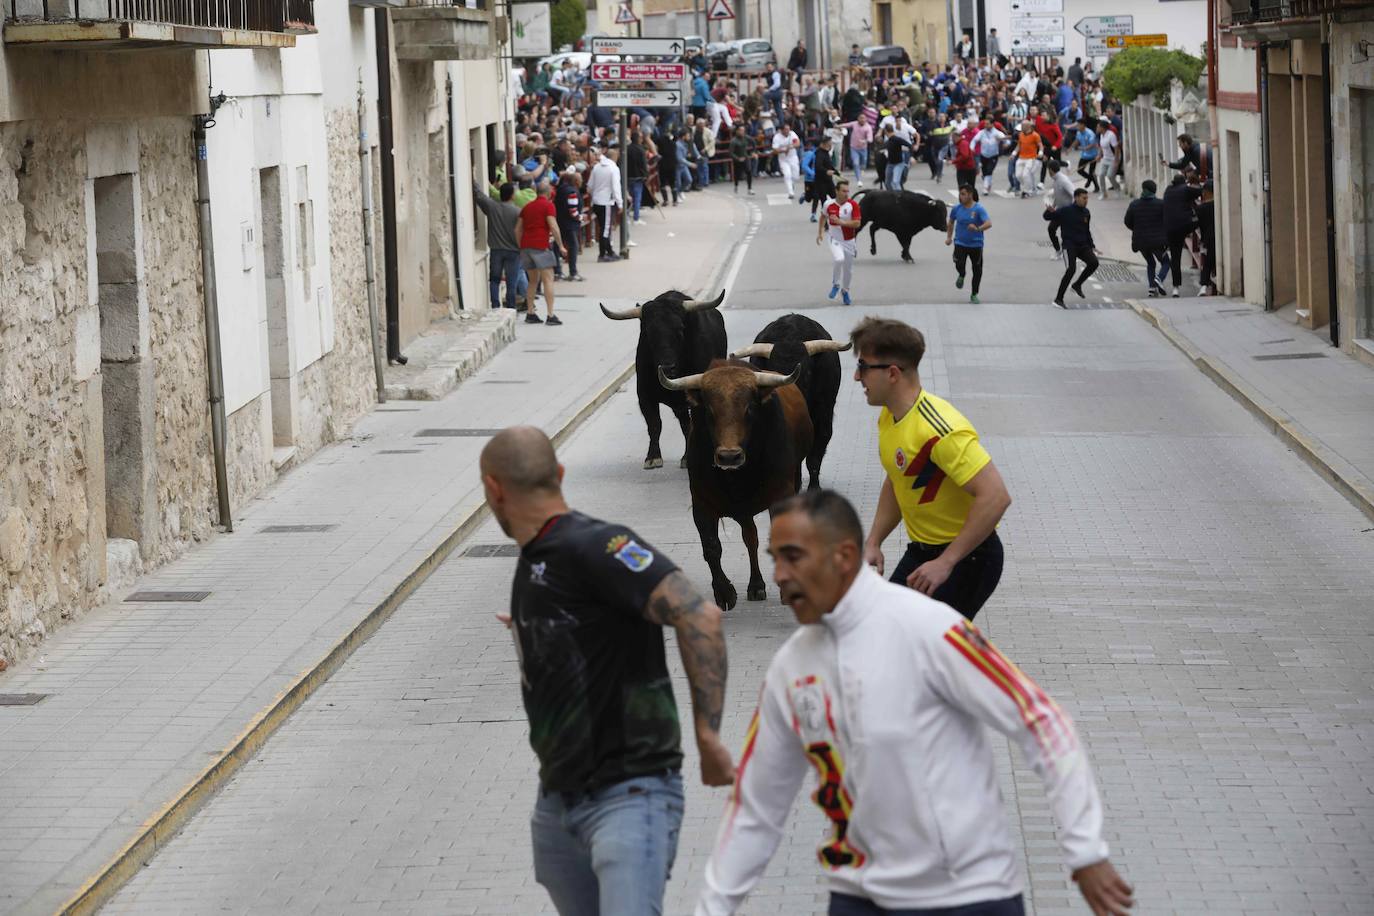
top-left (765, 88), bottom-right (783, 122)
top-left (675, 163), bottom-right (692, 195)
top-left (488, 248), bottom-right (524, 310)
top-left (830, 892), bottom-right (1025, 916)
top-left (885, 159), bottom-right (908, 190)
top-left (850, 147), bottom-right (868, 183)
top-left (532, 772), bottom-right (684, 916)
top-left (630, 179), bottom-right (645, 220)
top-left (697, 157), bottom-right (710, 188)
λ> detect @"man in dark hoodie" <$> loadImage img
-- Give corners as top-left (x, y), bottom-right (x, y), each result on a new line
top-left (1124, 179), bottom-right (1169, 297)
top-left (1196, 181), bottom-right (1217, 295)
top-left (1045, 188), bottom-right (1097, 308)
top-left (1162, 173), bottom-right (1202, 297)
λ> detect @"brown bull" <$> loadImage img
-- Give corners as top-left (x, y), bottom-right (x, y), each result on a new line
top-left (660, 359), bottom-right (813, 610)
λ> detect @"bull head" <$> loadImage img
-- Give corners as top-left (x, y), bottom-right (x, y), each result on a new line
top-left (658, 365), bottom-right (799, 391)
top-left (681, 290), bottom-right (726, 313)
top-left (731, 339), bottom-right (851, 360)
top-left (600, 290), bottom-right (725, 321)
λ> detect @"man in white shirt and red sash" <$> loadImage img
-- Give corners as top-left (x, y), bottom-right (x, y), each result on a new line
top-left (817, 177), bottom-right (862, 306)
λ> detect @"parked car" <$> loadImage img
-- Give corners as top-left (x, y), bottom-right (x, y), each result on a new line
top-left (682, 35), bottom-right (705, 53)
top-left (540, 51), bottom-right (592, 72)
top-left (863, 45), bottom-right (912, 67)
top-left (724, 38), bottom-right (776, 71)
top-left (706, 41), bottom-right (732, 71)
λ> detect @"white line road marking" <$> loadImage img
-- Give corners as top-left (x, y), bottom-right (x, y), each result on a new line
top-left (722, 204), bottom-right (762, 299)
top-left (1103, 297), bottom-right (1114, 303)
top-left (1090, 283), bottom-right (1103, 289)
top-left (766, 193), bottom-right (791, 206)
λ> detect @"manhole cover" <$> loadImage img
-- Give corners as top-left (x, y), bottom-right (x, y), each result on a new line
top-left (260, 524), bottom-right (338, 533)
top-left (414, 428), bottom-right (503, 437)
top-left (1091, 263), bottom-right (1139, 284)
top-left (125, 590), bottom-right (211, 602)
top-left (1253, 352), bottom-right (1326, 361)
top-left (378, 449), bottom-right (421, 454)
top-left (0, 694), bottom-right (48, 706)
top-left (462, 544), bottom-right (521, 558)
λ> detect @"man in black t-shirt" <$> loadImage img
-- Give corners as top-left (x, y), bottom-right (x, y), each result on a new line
top-left (480, 426), bottom-right (733, 915)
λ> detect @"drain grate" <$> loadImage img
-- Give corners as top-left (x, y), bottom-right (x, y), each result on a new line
top-left (462, 543), bottom-right (521, 558)
top-left (376, 408), bottom-right (421, 412)
top-left (125, 590), bottom-right (211, 603)
top-left (1091, 263), bottom-right (1140, 284)
top-left (1217, 308), bottom-right (1251, 314)
top-left (414, 428), bottom-right (503, 438)
top-left (480, 380), bottom-right (529, 385)
top-left (260, 524), bottom-right (338, 533)
top-left (1060, 302), bottom-right (1132, 310)
top-left (0, 693), bottom-right (48, 706)
top-left (378, 449), bottom-right (421, 455)
top-left (1253, 352), bottom-right (1326, 361)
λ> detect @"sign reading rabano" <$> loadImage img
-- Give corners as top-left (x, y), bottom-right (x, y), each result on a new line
top-left (512, 1), bottom-right (552, 57)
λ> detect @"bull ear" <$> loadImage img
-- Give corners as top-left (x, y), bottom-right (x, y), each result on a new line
top-left (802, 339), bottom-right (852, 356)
top-left (681, 290), bottom-right (726, 313)
top-left (600, 302), bottom-right (643, 320)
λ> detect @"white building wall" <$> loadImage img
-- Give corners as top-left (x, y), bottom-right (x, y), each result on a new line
top-left (982, 0), bottom-right (1206, 68)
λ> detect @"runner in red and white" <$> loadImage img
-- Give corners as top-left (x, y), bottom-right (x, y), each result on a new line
top-left (816, 177), bottom-right (862, 306)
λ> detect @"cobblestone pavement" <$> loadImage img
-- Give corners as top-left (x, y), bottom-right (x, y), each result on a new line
top-left (105, 282), bottom-right (1374, 913)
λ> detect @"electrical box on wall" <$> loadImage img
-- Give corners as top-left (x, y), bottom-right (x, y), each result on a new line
top-left (240, 221), bottom-right (255, 271)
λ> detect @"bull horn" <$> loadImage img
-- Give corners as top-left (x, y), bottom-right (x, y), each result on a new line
top-left (681, 290), bottom-right (726, 313)
top-left (730, 343), bottom-right (774, 359)
top-left (600, 302), bottom-right (643, 320)
top-left (658, 366), bottom-right (705, 391)
top-left (802, 339), bottom-right (853, 356)
top-left (753, 366), bottom-right (801, 389)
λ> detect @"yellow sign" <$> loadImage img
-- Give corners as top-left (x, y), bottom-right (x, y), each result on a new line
top-left (1105, 34), bottom-right (1168, 48)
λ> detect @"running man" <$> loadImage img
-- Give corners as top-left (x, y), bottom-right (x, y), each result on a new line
top-left (1013, 119), bottom-right (1043, 199)
top-left (816, 177), bottom-right (861, 306)
top-left (1045, 187), bottom-right (1098, 308)
top-left (971, 116), bottom-right (1007, 194)
top-left (481, 426), bottom-right (734, 916)
top-left (1073, 118), bottom-right (1100, 193)
top-left (772, 121), bottom-right (802, 199)
top-left (945, 184), bottom-right (991, 304)
top-left (851, 318), bottom-right (1012, 620)
top-left (694, 489), bottom-right (1133, 916)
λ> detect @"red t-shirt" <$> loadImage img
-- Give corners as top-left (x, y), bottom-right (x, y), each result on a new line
top-left (825, 199), bottom-right (861, 241)
top-left (519, 196), bottom-right (556, 250)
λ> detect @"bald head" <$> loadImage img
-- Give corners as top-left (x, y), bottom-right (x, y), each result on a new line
top-left (481, 426), bottom-right (561, 495)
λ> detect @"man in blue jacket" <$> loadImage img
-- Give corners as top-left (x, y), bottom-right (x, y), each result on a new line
top-left (1044, 188), bottom-right (1097, 308)
top-left (691, 72), bottom-right (712, 121)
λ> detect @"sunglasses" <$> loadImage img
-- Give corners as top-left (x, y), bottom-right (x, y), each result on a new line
top-left (855, 359), bottom-right (895, 373)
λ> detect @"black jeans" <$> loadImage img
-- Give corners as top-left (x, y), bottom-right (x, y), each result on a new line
top-left (952, 244), bottom-right (983, 295)
top-left (1057, 245), bottom-right (1099, 301)
top-left (956, 167), bottom-right (977, 190)
top-left (733, 159), bottom-right (752, 190)
top-left (1047, 216), bottom-right (1061, 252)
top-left (830, 893), bottom-right (1025, 916)
top-left (889, 531), bottom-right (1004, 621)
top-left (556, 218), bottom-right (579, 278)
top-left (1141, 247), bottom-right (1168, 291)
top-left (595, 203), bottom-right (615, 257)
top-left (1167, 228), bottom-right (1192, 289)
top-left (1077, 157), bottom-right (1099, 191)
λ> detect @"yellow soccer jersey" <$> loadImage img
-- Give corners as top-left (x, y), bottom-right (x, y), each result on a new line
top-left (878, 390), bottom-right (993, 545)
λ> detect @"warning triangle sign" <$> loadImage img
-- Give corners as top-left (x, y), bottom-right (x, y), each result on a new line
top-left (707, 0), bottom-right (734, 20)
top-left (614, 2), bottom-right (639, 23)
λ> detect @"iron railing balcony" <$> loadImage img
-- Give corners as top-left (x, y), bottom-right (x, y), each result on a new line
top-left (5, 0), bottom-right (316, 50)
top-left (390, 0), bottom-right (494, 61)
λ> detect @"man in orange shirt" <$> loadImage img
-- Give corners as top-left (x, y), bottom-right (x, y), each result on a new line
top-left (1013, 120), bottom-right (1043, 200)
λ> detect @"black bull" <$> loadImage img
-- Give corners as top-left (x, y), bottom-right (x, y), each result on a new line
top-left (600, 290), bottom-right (727, 469)
top-left (853, 189), bottom-right (949, 262)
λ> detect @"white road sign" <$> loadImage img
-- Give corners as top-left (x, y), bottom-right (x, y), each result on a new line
top-left (590, 36), bottom-right (687, 56)
top-left (1010, 33), bottom-right (1065, 53)
top-left (596, 89), bottom-right (683, 107)
top-left (1074, 15), bottom-right (1134, 37)
top-left (1009, 0), bottom-right (1063, 13)
top-left (1085, 37), bottom-right (1122, 57)
top-left (591, 62), bottom-right (687, 81)
top-left (510, 2), bottom-right (551, 57)
top-left (1011, 14), bottom-right (1064, 33)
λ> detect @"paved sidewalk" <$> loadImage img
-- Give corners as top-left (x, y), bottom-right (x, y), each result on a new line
top-left (1133, 296), bottom-right (1374, 521)
top-left (0, 189), bottom-right (748, 915)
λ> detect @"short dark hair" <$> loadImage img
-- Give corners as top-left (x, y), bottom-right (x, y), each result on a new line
top-left (1073, 187), bottom-right (1089, 198)
top-left (771, 489), bottom-right (864, 549)
top-left (849, 316), bottom-right (926, 372)
top-left (498, 182), bottom-right (515, 201)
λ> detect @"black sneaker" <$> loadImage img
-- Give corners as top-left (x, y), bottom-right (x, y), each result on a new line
top-left (1071, 283), bottom-right (1085, 299)
top-left (525, 312), bottom-right (543, 324)
top-left (1053, 299), bottom-right (1067, 309)
top-left (545, 315), bottom-right (563, 326)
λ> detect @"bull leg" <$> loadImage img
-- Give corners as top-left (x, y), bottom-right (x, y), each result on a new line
top-left (807, 414), bottom-right (834, 490)
top-left (640, 396), bottom-right (665, 469)
top-left (899, 232), bottom-right (914, 263)
top-left (672, 403), bottom-right (691, 469)
top-left (869, 223), bottom-right (879, 257)
top-left (694, 502), bottom-right (736, 611)
top-left (737, 514), bottom-right (766, 602)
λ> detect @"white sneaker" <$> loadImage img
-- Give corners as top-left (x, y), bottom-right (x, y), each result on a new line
top-left (633, 219), bottom-right (648, 226)
top-left (1172, 288), bottom-right (1181, 298)
top-left (1050, 249), bottom-right (1063, 260)
top-left (627, 240), bottom-right (638, 247)
top-left (1037, 182), bottom-right (1045, 189)
top-left (856, 179), bottom-right (863, 187)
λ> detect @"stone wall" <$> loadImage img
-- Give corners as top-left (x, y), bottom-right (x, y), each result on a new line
top-left (226, 394), bottom-right (273, 509)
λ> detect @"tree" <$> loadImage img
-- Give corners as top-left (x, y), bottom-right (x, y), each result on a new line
top-left (551, 0), bottom-right (586, 53)
top-left (1102, 47), bottom-right (1204, 108)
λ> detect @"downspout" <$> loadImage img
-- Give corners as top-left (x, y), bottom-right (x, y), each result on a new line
top-left (1320, 15), bottom-right (1339, 347)
top-left (1259, 41), bottom-right (1274, 312)
top-left (193, 94), bottom-right (233, 533)
top-left (446, 72), bottom-right (467, 313)
top-left (374, 8), bottom-right (406, 364)
top-left (358, 80), bottom-right (387, 402)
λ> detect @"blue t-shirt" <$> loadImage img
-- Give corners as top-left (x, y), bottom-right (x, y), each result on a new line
top-left (951, 203), bottom-right (989, 248)
top-left (1077, 128), bottom-right (1098, 159)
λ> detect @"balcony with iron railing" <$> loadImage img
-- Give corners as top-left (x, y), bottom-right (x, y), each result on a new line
top-left (1224, 0), bottom-right (1365, 35)
top-left (388, 0), bottom-right (495, 61)
top-left (4, 0), bottom-right (316, 50)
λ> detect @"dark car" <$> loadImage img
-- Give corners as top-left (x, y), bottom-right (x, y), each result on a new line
top-left (863, 45), bottom-right (912, 67)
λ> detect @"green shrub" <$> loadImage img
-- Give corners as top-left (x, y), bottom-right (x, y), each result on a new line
top-left (551, 0), bottom-right (586, 54)
top-left (1102, 47), bottom-right (1204, 107)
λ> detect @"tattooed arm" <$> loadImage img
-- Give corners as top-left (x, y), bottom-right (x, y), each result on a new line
top-left (645, 570), bottom-right (735, 786)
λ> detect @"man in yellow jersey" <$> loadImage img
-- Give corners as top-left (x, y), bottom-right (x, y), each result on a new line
top-left (849, 317), bottom-right (1012, 620)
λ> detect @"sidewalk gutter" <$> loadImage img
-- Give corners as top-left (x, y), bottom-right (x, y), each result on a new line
top-left (1130, 300), bottom-right (1374, 523)
top-left (55, 201), bottom-right (751, 916)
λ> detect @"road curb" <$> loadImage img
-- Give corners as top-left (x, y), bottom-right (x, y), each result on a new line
top-left (55, 359), bottom-right (637, 916)
top-left (1129, 300), bottom-right (1374, 523)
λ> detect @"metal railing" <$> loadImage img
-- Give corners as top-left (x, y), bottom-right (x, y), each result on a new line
top-left (6, 0), bottom-right (316, 31)
top-left (401, 0), bottom-right (488, 12)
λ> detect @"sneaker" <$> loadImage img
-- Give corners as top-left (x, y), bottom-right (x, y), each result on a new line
top-left (633, 219), bottom-right (648, 226)
top-left (955, 274), bottom-right (965, 289)
top-left (841, 290), bottom-right (852, 306)
top-left (525, 312), bottom-right (543, 324)
top-left (1053, 299), bottom-right (1067, 309)
top-left (553, 273), bottom-right (565, 281)
top-left (545, 314), bottom-right (563, 326)
top-left (1172, 287), bottom-right (1181, 298)
top-left (969, 294), bottom-right (980, 304)
top-left (856, 179), bottom-right (863, 187)
top-left (1037, 182), bottom-right (1045, 189)
top-left (1049, 248), bottom-right (1063, 260)
top-left (569, 274), bottom-right (585, 282)
top-left (1020, 192), bottom-right (1029, 199)
top-left (786, 192), bottom-right (794, 200)
top-left (627, 240), bottom-right (638, 247)
top-left (748, 189), bottom-right (756, 196)
top-left (828, 284), bottom-right (840, 300)
top-left (809, 214), bottom-right (818, 223)
top-left (1071, 283), bottom-right (1085, 299)
top-left (604, 252), bottom-right (622, 262)
top-left (1147, 287), bottom-right (1160, 298)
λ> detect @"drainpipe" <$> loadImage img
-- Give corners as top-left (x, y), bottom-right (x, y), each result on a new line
top-left (1206, 0), bottom-right (1220, 287)
top-left (446, 72), bottom-right (467, 313)
top-left (358, 81), bottom-right (387, 403)
top-left (1320, 15), bottom-right (1339, 347)
top-left (375, 9), bottom-right (406, 364)
top-left (193, 94), bottom-right (233, 533)
top-left (1259, 41), bottom-right (1274, 312)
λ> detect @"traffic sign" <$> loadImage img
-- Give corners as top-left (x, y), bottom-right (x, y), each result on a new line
top-left (590, 36), bottom-right (687, 55)
top-left (591, 62), bottom-right (687, 81)
top-left (707, 0), bottom-right (734, 20)
top-left (1074, 15), bottom-right (1134, 37)
top-left (1105, 33), bottom-right (1167, 48)
top-left (1010, 33), bottom-right (1065, 53)
top-left (596, 89), bottom-right (682, 107)
top-left (1085, 38), bottom-right (1121, 57)
top-left (613, 3), bottom-right (639, 24)
top-left (1011, 14), bottom-right (1063, 33)
top-left (1009, 0), bottom-right (1062, 13)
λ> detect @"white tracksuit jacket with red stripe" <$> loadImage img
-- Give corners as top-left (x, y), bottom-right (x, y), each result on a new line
top-left (696, 567), bottom-right (1109, 915)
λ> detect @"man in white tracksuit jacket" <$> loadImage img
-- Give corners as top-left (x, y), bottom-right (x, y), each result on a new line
top-left (696, 490), bottom-right (1133, 916)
